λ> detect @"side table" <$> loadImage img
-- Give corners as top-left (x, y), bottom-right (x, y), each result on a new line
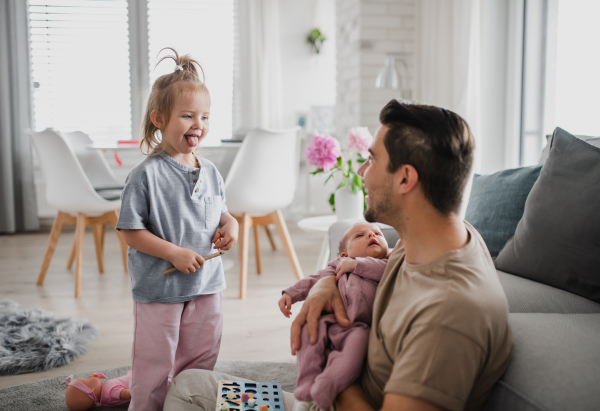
top-left (297, 215), bottom-right (338, 272)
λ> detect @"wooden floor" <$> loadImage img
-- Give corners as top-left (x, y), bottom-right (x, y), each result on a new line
top-left (0, 220), bottom-right (322, 389)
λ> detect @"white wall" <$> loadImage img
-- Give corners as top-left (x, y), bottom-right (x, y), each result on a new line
top-left (335, 0), bottom-right (418, 140)
top-left (480, 0), bottom-right (510, 173)
top-left (279, 0), bottom-right (339, 217)
top-left (279, 0), bottom-right (337, 128)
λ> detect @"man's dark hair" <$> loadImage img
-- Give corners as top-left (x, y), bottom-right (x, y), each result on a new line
top-left (380, 99), bottom-right (475, 215)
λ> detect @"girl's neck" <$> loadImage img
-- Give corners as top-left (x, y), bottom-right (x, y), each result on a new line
top-left (163, 148), bottom-right (198, 168)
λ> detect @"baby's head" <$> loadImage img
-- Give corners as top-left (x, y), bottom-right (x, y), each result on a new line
top-left (338, 222), bottom-right (388, 259)
top-left (65, 373), bottom-right (104, 411)
top-left (141, 47), bottom-right (210, 155)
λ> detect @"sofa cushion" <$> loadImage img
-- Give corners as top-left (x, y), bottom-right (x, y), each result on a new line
top-left (497, 271), bottom-right (600, 313)
top-left (539, 135), bottom-right (600, 163)
top-left (465, 166), bottom-right (542, 257)
top-left (495, 128), bottom-right (600, 304)
top-left (484, 313), bottom-right (600, 411)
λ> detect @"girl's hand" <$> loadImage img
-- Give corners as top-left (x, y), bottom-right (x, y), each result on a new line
top-left (278, 293), bottom-right (293, 318)
top-left (336, 257), bottom-right (357, 280)
top-left (213, 213), bottom-right (239, 250)
top-left (170, 247), bottom-right (205, 274)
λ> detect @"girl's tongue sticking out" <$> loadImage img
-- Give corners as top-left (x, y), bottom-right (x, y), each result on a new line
top-left (186, 134), bottom-right (199, 147)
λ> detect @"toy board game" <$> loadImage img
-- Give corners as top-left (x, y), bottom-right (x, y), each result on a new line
top-left (216, 380), bottom-right (285, 411)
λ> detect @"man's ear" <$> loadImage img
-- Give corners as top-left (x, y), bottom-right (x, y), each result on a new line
top-left (340, 251), bottom-right (348, 258)
top-left (150, 110), bottom-right (164, 129)
top-left (395, 164), bottom-right (419, 194)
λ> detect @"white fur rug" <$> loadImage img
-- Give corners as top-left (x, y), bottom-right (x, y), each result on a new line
top-left (0, 300), bottom-right (97, 375)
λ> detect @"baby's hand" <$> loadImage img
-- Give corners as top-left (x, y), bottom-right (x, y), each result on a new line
top-left (171, 247), bottom-right (205, 274)
top-left (278, 293), bottom-right (293, 318)
top-left (336, 257), bottom-right (357, 280)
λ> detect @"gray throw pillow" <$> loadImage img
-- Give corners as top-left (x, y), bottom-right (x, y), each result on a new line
top-left (495, 127), bottom-right (600, 303)
top-left (465, 165), bottom-right (542, 257)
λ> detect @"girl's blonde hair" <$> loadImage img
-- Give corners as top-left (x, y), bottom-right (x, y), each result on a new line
top-left (140, 47), bottom-right (209, 155)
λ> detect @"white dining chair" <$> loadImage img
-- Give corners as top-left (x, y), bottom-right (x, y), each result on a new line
top-left (225, 127), bottom-right (304, 299)
top-left (61, 130), bottom-right (124, 199)
top-left (28, 128), bottom-right (128, 298)
top-left (60, 130), bottom-right (126, 270)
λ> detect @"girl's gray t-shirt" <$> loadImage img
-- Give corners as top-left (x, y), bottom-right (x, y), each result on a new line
top-left (116, 151), bottom-right (228, 303)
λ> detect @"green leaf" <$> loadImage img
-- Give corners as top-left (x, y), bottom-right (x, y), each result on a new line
top-left (324, 172), bottom-right (335, 185)
top-left (328, 192), bottom-right (335, 212)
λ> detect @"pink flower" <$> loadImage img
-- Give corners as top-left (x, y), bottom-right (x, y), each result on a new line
top-left (346, 127), bottom-right (372, 156)
top-left (306, 132), bottom-right (341, 172)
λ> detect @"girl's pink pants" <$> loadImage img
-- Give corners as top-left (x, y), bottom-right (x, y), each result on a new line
top-left (128, 293), bottom-right (222, 411)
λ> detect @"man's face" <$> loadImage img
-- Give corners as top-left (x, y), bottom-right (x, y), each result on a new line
top-left (357, 125), bottom-right (396, 225)
top-left (341, 222), bottom-right (388, 259)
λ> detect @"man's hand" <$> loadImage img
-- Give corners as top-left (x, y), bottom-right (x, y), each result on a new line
top-left (336, 257), bottom-right (357, 280)
top-left (290, 276), bottom-right (351, 355)
top-left (278, 293), bottom-right (293, 318)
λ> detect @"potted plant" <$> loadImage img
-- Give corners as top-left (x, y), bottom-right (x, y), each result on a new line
top-left (305, 127), bottom-right (373, 218)
top-left (306, 28), bottom-right (327, 54)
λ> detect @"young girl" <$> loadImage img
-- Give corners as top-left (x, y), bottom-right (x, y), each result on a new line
top-left (116, 48), bottom-right (238, 411)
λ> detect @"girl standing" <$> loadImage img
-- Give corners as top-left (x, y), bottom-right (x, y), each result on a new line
top-left (117, 48), bottom-right (238, 411)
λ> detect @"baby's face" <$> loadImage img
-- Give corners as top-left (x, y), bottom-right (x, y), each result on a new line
top-left (342, 222), bottom-right (388, 259)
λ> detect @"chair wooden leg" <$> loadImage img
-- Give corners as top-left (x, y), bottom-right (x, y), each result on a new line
top-left (37, 211), bottom-right (67, 286)
top-left (92, 223), bottom-right (105, 273)
top-left (253, 223), bottom-right (262, 274)
top-left (108, 210), bottom-right (128, 272)
top-left (67, 233), bottom-right (76, 270)
top-left (238, 213), bottom-right (251, 299)
top-left (263, 224), bottom-right (277, 250)
top-left (74, 213), bottom-right (87, 298)
top-left (271, 210), bottom-right (303, 280)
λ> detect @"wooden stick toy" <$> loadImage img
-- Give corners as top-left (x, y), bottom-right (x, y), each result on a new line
top-left (162, 250), bottom-right (225, 275)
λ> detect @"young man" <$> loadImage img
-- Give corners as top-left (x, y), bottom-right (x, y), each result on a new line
top-left (290, 100), bottom-right (513, 411)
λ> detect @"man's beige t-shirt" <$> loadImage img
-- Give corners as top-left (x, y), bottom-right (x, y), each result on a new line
top-left (360, 222), bottom-right (513, 411)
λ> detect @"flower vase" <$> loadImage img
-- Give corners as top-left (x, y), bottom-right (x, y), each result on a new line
top-left (335, 186), bottom-right (364, 220)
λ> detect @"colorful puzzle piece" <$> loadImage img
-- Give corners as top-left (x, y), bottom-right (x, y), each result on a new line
top-left (216, 380), bottom-right (285, 411)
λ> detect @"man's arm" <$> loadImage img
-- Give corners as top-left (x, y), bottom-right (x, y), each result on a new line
top-left (336, 384), bottom-right (444, 411)
top-left (335, 383), bottom-right (375, 411)
top-left (290, 276), bottom-right (351, 354)
top-left (380, 393), bottom-right (444, 411)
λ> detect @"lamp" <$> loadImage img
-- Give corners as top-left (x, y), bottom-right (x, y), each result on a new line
top-left (375, 54), bottom-right (411, 99)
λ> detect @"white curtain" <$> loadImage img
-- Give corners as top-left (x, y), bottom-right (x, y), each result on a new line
top-left (0, 0), bottom-right (39, 233)
top-left (418, 0), bottom-right (482, 171)
top-left (234, 0), bottom-right (284, 131)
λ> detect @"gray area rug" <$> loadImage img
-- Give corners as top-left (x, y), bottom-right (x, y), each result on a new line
top-left (0, 361), bottom-right (297, 411)
top-left (0, 300), bottom-right (97, 376)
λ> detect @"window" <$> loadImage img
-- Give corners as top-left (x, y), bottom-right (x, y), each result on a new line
top-left (545, 0), bottom-right (600, 137)
top-left (29, 0), bottom-right (131, 145)
top-left (29, 0), bottom-right (234, 145)
top-left (147, 0), bottom-right (234, 145)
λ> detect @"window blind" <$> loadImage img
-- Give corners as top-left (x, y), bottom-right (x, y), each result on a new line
top-left (29, 0), bottom-right (132, 145)
top-left (147, 0), bottom-right (234, 145)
